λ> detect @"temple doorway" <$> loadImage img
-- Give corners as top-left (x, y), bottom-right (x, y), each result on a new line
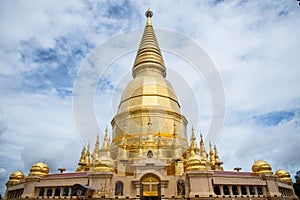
top-left (140, 173), bottom-right (161, 200)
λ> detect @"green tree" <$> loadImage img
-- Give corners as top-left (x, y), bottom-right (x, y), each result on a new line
top-left (294, 170), bottom-right (300, 198)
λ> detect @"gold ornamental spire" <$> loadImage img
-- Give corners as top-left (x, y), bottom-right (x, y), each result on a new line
top-left (85, 143), bottom-right (90, 171)
top-left (171, 123), bottom-right (181, 160)
top-left (76, 146), bottom-right (87, 172)
top-left (189, 127), bottom-right (198, 151)
top-left (132, 8), bottom-right (166, 78)
top-left (214, 145), bottom-right (219, 162)
top-left (146, 8), bottom-right (152, 26)
top-left (102, 127), bottom-right (110, 150)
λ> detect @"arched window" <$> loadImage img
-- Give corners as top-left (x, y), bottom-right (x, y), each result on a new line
top-left (115, 181), bottom-right (124, 196)
top-left (213, 185), bottom-right (221, 195)
top-left (140, 173), bottom-right (161, 199)
top-left (39, 188), bottom-right (45, 197)
top-left (232, 185), bottom-right (239, 195)
top-left (223, 185), bottom-right (230, 195)
top-left (54, 187), bottom-right (61, 196)
top-left (177, 180), bottom-right (185, 196)
top-left (241, 185), bottom-right (247, 195)
top-left (147, 150), bottom-right (153, 158)
top-left (46, 188), bottom-right (53, 196)
top-left (62, 187), bottom-right (69, 196)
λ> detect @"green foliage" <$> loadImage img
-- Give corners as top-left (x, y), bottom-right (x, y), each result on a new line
top-left (295, 171), bottom-right (300, 182)
top-left (294, 170), bottom-right (300, 198)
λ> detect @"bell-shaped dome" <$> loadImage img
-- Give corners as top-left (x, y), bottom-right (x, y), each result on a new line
top-left (275, 169), bottom-right (292, 183)
top-left (28, 162), bottom-right (50, 177)
top-left (186, 150), bottom-right (207, 171)
top-left (93, 156), bottom-right (114, 172)
top-left (252, 160), bottom-right (272, 175)
top-left (9, 171), bottom-right (25, 183)
top-left (118, 76), bottom-right (181, 114)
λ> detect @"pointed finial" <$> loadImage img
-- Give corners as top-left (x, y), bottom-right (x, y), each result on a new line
top-left (87, 142), bottom-right (90, 152)
top-left (191, 127), bottom-right (196, 140)
top-left (132, 7), bottom-right (166, 78)
top-left (214, 144), bottom-right (220, 162)
top-left (145, 8), bottom-right (153, 26)
top-left (80, 146), bottom-right (86, 162)
top-left (95, 134), bottom-right (99, 146)
top-left (214, 144), bottom-right (218, 155)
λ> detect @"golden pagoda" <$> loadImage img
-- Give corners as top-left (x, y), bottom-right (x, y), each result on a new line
top-left (4, 9), bottom-right (297, 200)
top-left (111, 9), bottom-right (188, 158)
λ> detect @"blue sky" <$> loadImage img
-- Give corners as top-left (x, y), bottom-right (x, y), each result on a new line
top-left (1, 0), bottom-right (300, 195)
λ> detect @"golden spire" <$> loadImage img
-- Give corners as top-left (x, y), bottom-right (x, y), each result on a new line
top-left (190, 127), bottom-right (198, 151)
top-left (92, 129), bottom-right (114, 172)
top-left (199, 133), bottom-right (205, 151)
top-left (102, 127), bottom-right (110, 150)
top-left (199, 133), bottom-right (207, 162)
top-left (95, 134), bottom-right (99, 149)
top-left (214, 145), bottom-right (224, 171)
top-left (132, 8), bottom-right (166, 78)
top-left (214, 145), bottom-right (219, 162)
top-left (171, 122), bottom-right (181, 160)
top-left (85, 143), bottom-right (91, 171)
top-left (146, 8), bottom-right (153, 26)
top-left (209, 142), bottom-right (215, 169)
top-left (80, 146), bottom-right (86, 163)
top-left (200, 132), bottom-right (204, 146)
top-left (92, 134), bottom-right (99, 160)
top-left (76, 146), bottom-right (87, 172)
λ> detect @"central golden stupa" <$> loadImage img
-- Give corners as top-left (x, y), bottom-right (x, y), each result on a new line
top-left (111, 9), bottom-right (188, 160)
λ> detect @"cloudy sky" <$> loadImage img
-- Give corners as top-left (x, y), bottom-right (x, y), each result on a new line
top-left (1, 0), bottom-right (300, 195)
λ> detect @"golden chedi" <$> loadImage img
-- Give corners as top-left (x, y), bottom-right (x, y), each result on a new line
top-left (275, 169), bottom-right (292, 184)
top-left (92, 129), bottom-right (114, 172)
top-left (111, 9), bottom-right (188, 159)
top-left (93, 160), bottom-right (114, 173)
top-left (28, 162), bottom-right (50, 177)
top-left (8, 171), bottom-right (25, 183)
top-left (252, 160), bottom-right (273, 175)
top-left (186, 149), bottom-right (207, 171)
top-left (186, 128), bottom-right (206, 171)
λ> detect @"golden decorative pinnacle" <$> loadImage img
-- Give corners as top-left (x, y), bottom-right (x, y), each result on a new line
top-left (191, 127), bottom-right (196, 141)
top-left (145, 8), bottom-right (153, 26)
top-left (132, 8), bottom-right (166, 78)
